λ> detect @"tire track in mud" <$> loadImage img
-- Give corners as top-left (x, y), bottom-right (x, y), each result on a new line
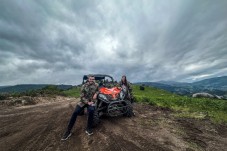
top-left (0, 99), bottom-right (78, 151)
top-left (25, 111), bottom-right (61, 151)
top-left (99, 117), bottom-right (173, 151)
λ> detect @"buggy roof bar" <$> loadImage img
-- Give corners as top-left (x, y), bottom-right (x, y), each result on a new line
top-left (83, 74), bottom-right (114, 82)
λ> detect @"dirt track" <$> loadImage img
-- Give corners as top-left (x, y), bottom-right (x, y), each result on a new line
top-left (0, 97), bottom-right (227, 151)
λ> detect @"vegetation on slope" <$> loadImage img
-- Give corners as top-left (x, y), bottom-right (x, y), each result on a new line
top-left (62, 86), bottom-right (80, 98)
top-left (0, 85), bottom-right (67, 99)
top-left (133, 85), bottom-right (227, 123)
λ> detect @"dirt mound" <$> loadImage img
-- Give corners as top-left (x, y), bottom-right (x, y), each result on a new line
top-left (0, 98), bottom-right (226, 151)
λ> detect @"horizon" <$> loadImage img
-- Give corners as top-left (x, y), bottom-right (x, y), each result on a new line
top-left (0, 75), bottom-right (226, 87)
top-left (1, 0), bottom-right (227, 85)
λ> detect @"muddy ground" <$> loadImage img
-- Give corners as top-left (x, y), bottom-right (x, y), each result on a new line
top-left (0, 97), bottom-right (226, 151)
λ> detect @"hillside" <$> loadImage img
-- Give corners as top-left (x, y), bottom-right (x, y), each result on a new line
top-left (192, 76), bottom-right (227, 90)
top-left (136, 76), bottom-right (227, 96)
top-left (0, 86), bottom-right (9, 89)
top-left (0, 84), bottom-right (73, 93)
top-left (133, 85), bottom-right (227, 123)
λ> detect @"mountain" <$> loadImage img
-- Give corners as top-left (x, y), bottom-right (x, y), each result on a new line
top-left (157, 81), bottom-right (189, 86)
top-left (135, 76), bottom-right (227, 97)
top-left (192, 76), bottom-right (227, 91)
top-left (0, 86), bottom-right (10, 89)
top-left (0, 84), bottom-right (73, 93)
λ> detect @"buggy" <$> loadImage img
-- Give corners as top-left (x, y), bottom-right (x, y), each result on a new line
top-left (82, 74), bottom-right (134, 127)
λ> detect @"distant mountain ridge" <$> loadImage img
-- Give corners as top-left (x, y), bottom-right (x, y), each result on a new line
top-left (0, 84), bottom-right (73, 93)
top-left (192, 76), bottom-right (227, 91)
top-left (1, 76), bottom-right (226, 96)
top-left (135, 76), bottom-right (227, 96)
top-left (0, 86), bottom-right (9, 89)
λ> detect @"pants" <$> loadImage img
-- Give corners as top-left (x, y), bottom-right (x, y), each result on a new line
top-left (66, 104), bottom-right (95, 132)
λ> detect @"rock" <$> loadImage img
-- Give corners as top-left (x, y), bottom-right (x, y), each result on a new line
top-left (192, 93), bottom-right (224, 99)
top-left (214, 95), bottom-right (224, 99)
top-left (192, 93), bottom-right (214, 98)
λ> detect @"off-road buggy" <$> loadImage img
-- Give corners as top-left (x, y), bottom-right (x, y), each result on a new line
top-left (82, 74), bottom-right (134, 127)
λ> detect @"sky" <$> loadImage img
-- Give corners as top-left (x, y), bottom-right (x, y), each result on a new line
top-left (0, 0), bottom-right (227, 85)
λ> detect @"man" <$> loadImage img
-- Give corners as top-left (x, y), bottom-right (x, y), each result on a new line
top-left (61, 75), bottom-right (99, 140)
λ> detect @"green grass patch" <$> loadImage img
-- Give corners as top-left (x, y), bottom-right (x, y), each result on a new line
top-left (133, 85), bottom-right (227, 123)
top-left (63, 87), bottom-right (80, 98)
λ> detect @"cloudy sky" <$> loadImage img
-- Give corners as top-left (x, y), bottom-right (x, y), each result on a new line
top-left (0, 0), bottom-right (227, 85)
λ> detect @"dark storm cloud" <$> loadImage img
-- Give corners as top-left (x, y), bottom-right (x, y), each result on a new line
top-left (0, 0), bottom-right (227, 85)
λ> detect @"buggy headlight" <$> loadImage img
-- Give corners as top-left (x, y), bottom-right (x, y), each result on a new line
top-left (99, 94), bottom-right (108, 101)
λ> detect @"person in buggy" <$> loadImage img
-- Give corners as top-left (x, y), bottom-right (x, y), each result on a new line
top-left (118, 75), bottom-right (134, 102)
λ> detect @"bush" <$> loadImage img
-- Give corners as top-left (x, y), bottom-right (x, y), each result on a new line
top-left (0, 94), bottom-right (8, 100)
top-left (140, 85), bottom-right (145, 90)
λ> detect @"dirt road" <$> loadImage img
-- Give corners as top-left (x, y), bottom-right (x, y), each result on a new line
top-left (0, 97), bottom-right (226, 151)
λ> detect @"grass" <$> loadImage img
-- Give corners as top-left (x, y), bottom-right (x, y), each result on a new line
top-left (133, 85), bottom-right (227, 123)
top-left (63, 87), bottom-right (80, 98)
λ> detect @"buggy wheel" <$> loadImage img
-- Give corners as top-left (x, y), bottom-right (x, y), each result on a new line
top-left (123, 100), bottom-right (134, 117)
top-left (92, 110), bottom-right (100, 127)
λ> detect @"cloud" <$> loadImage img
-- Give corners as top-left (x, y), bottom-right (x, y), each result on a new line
top-left (0, 0), bottom-right (227, 85)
